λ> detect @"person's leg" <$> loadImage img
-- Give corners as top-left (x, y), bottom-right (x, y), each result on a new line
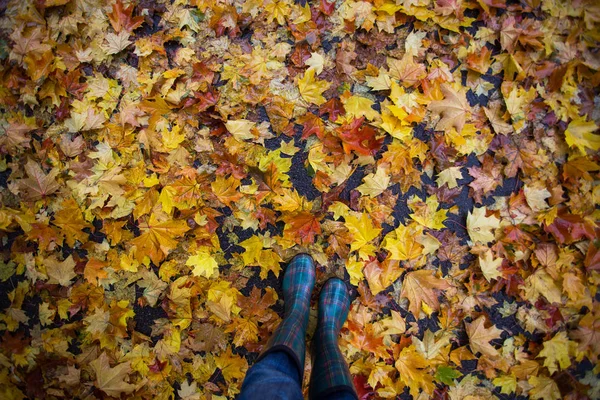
top-left (309, 278), bottom-right (358, 400)
top-left (238, 351), bottom-right (303, 400)
top-left (238, 254), bottom-right (315, 400)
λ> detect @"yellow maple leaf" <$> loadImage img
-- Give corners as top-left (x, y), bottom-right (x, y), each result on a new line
top-left (380, 310), bottom-right (406, 335)
top-left (408, 195), bottom-right (448, 230)
top-left (465, 315), bottom-right (502, 357)
top-left (52, 198), bottom-right (91, 246)
top-left (160, 123), bottom-right (186, 150)
top-left (343, 95), bottom-right (380, 121)
top-left (528, 375), bottom-right (561, 400)
top-left (478, 249), bottom-right (503, 282)
top-left (492, 374), bottom-right (517, 395)
top-left (564, 117), bottom-right (600, 154)
top-left (523, 268), bottom-right (562, 305)
top-left (394, 345), bottom-right (435, 398)
top-left (264, 0), bottom-right (290, 25)
top-left (298, 67), bottom-right (331, 106)
top-left (239, 235), bottom-right (282, 278)
top-left (186, 251), bottom-right (219, 278)
top-left (357, 166), bottom-right (390, 197)
top-left (225, 119), bottom-right (256, 141)
top-left (537, 331), bottom-right (574, 374)
top-left (214, 347), bottom-right (248, 382)
top-left (383, 223), bottom-right (424, 261)
top-left (345, 256), bottom-right (364, 286)
top-left (345, 212), bottom-right (382, 260)
top-left (211, 175), bottom-right (243, 207)
top-left (436, 166), bottom-right (463, 189)
top-left (467, 207), bottom-right (500, 243)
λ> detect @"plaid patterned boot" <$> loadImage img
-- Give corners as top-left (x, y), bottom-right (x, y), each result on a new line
top-left (309, 278), bottom-right (358, 400)
top-left (257, 253), bottom-right (315, 380)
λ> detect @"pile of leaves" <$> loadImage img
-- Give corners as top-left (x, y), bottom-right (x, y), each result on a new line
top-left (0, 0), bottom-right (599, 398)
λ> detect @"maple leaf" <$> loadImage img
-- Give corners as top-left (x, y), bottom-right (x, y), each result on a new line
top-left (478, 249), bottom-right (503, 282)
top-left (564, 117), bottom-right (600, 154)
top-left (214, 347), bottom-right (248, 382)
top-left (357, 166), bottom-right (390, 197)
top-left (522, 268), bottom-right (562, 305)
top-left (336, 117), bottom-right (384, 156)
top-left (466, 207), bottom-right (500, 243)
top-left (225, 119), bottom-right (257, 141)
top-left (380, 310), bottom-right (406, 335)
top-left (394, 345), bottom-right (435, 397)
top-left (465, 315), bottom-right (502, 357)
top-left (298, 68), bottom-right (331, 106)
top-left (186, 251), bottom-right (219, 278)
top-left (363, 257), bottom-right (402, 295)
top-left (18, 159), bottom-right (60, 201)
top-left (130, 214), bottom-right (190, 265)
top-left (537, 331), bottom-right (574, 374)
top-left (528, 376), bottom-right (561, 400)
top-left (345, 257), bottom-right (365, 286)
top-left (401, 270), bottom-right (450, 316)
top-left (345, 212), bottom-right (382, 260)
top-left (90, 352), bottom-right (138, 397)
top-left (282, 211), bottom-right (322, 245)
top-left (211, 175), bottom-right (243, 207)
top-left (428, 84), bottom-right (471, 133)
top-left (408, 195), bottom-right (448, 230)
top-left (45, 255), bottom-right (77, 286)
top-left (343, 95), bottom-right (380, 121)
top-left (436, 166), bottom-right (463, 189)
top-left (387, 54), bottom-right (427, 87)
top-left (108, 0), bottom-right (145, 33)
top-left (104, 31), bottom-right (133, 55)
top-left (383, 223), bottom-right (424, 262)
top-left (52, 198), bottom-right (90, 246)
top-left (84, 258), bottom-right (108, 285)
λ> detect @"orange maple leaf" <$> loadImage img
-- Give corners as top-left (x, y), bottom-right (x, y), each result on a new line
top-left (130, 214), bottom-right (190, 265)
top-left (108, 0), bottom-right (144, 33)
top-left (400, 270), bottom-right (450, 316)
top-left (428, 84), bottom-right (471, 133)
top-left (282, 211), bottom-right (322, 245)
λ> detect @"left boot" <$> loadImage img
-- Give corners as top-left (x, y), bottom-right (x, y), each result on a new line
top-left (309, 278), bottom-right (358, 400)
top-left (256, 253), bottom-right (315, 381)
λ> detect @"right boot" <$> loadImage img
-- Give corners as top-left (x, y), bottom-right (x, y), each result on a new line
top-left (309, 278), bottom-right (358, 400)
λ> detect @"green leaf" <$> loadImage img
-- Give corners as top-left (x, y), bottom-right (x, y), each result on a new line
top-left (435, 366), bottom-right (462, 386)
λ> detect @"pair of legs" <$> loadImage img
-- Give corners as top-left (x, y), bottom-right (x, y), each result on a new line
top-left (238, 254), bottom-right (357, 400)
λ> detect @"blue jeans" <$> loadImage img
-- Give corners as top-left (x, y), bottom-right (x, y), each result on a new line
top-left (238, 351), bottom-right (356, 400)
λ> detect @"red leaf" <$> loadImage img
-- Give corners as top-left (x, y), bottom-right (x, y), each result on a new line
top-left (320, 0), bottom-right (336, 15)
top-left (319, 98), bottom-right (345, 122)
top-left (297, 112), bottom-right (325, 140)
top-left (584, 243), bottom-right (600, 271)
top-left (353, 374), bottom-right (374, 400)
top-left (336, 117), bottom-right (383, 156)
top-left (544, 212), bottom-right (597, 244)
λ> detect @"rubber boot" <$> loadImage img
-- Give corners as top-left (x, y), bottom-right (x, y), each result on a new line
top-left (309, 278), bottom-right (358, 400)
top-left (256, 253), bottom-right (315, 381)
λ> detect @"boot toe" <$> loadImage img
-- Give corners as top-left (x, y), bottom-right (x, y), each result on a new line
top-left (318, 278), bottom-right (351, 324)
